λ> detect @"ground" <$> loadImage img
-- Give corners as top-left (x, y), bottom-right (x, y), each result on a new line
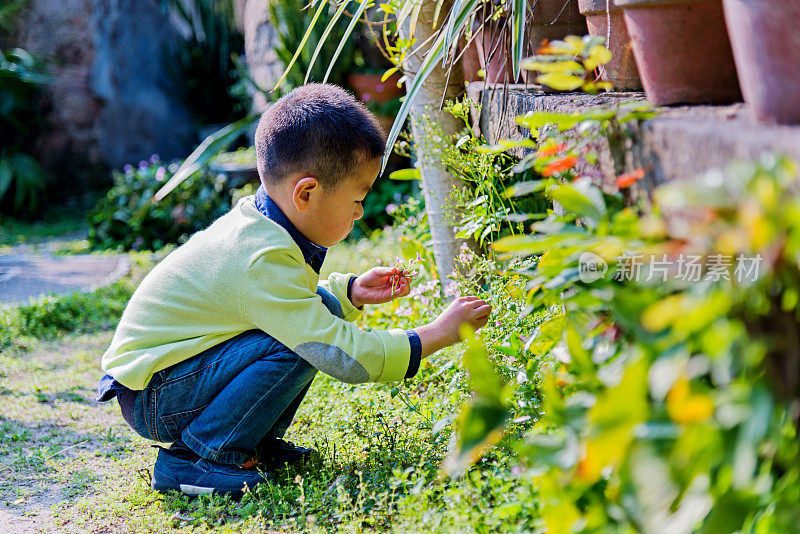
top-left (0, 230), bottom-right (535, 533)
top-left (0, 332), bottom-right (444, 533)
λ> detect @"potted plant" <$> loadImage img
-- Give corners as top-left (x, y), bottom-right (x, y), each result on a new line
top-left (346, 69), bottom-right (404, 104)
top-left (578, 0), bottom-right (641, 90)
top-left (722, 0), bottom-right (800, 124)
top-left (208, 147), bottom-right (259, 188)
top-left (616, 0), bottom-right (741, 105)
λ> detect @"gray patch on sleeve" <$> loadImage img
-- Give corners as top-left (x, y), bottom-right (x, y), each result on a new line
top-left (294, 342), bottom-right (370, 384)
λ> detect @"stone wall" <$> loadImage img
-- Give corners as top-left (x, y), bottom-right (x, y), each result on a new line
top-left (91, 0), bottom-right (194, 169)
top-left (12, 0), bottom-right (195, 190)
top-left (469, 83), bottom-right (800, 201)
top-left (13, 0), bottom-right (104, 189)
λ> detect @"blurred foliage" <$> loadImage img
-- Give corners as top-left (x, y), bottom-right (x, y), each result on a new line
top-left (211, 145), bottom-right (255, 167)
top-left (269, 0), bottom-right (354, 89)
top-left (0, 0), bottom-right (26, 31)
top-left (0, 41), bottom-right (50, 214)
top-left (523, 35), bottom-right (613, 93)
top-left (87, 157), bottom-right (246, 251)
top-left (162, 0), bottom-right (246, 125)
top-left (352, 174), bottom-right (416, 239)
top-left (447, 89), bottom-right (800, 531)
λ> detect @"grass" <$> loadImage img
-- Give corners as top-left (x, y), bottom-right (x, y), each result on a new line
top-left (0, 228), bottom-right (539, 532)
top-left (0, 210), bottom-right (87, 248)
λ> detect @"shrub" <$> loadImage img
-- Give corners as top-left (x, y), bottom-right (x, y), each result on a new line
top-left (453, 109), bottom-right (800, 532)
top-left (86, 157), bottom-right (235, 251)
top-left (0, 47), bottom-right (49, 215)
top-left (161, 0), bottom-right (246, 125)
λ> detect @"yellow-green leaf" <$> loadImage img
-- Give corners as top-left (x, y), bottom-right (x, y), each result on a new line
top-left (521, 60), bottom-right (585, 74)
top-left (537, 72), bottom-right (585, 91)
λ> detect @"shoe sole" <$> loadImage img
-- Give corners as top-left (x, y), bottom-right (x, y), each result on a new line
top-left (151, 480), bottom-right (256, 499)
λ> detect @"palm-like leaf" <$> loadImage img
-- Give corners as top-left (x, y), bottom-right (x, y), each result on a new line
top-left (511, 0), bottom-right (526, 80)
top-left (153, 115), bottom-right (257, 202)
top-left (305, 0), bottom-right (351, 84)
top-left (380, 30), bottom-right (447, 173)
top-left (271, 0), bottom-right (328, 91)
top-left (442, 0), bottom-right (481, 67)
top-left (323, 0), bottom-right (371, 83)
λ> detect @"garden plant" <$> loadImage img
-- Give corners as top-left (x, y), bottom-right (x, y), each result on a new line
top-left (3, 0), bottom-right (800, 526)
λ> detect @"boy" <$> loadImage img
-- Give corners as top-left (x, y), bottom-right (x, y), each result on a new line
top-left (97, 84), bottom-right (491, 497)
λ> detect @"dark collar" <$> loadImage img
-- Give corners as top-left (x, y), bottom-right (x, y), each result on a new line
top-left (254, 185), bottom-right (327, 273)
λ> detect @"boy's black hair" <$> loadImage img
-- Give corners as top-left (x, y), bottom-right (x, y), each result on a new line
top-left (255, 83), bottom-right (386, 189)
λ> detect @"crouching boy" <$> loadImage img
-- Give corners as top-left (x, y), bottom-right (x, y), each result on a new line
top-left (97, 83), bottom-right (491, 497)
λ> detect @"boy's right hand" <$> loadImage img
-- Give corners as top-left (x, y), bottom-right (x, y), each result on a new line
top-left (415, 296), bottom-right (492, 359)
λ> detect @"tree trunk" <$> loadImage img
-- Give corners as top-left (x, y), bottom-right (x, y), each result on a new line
top-left (243, 0), bottom-right (284, 113)
top-left (400, 0), bottom-right (467, 285)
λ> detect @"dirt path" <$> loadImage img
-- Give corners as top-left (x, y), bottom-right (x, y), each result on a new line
top-left (0, 238), bottom-right (130, 307)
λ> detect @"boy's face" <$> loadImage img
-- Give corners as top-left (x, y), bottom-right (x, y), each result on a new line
top-left (302, 157), bottom-right (381, 247)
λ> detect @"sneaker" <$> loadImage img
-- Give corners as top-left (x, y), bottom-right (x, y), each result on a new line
top-left (255, 438), bottom-right (318, 467)
top-left (151, 445), bottom-right (270, 497)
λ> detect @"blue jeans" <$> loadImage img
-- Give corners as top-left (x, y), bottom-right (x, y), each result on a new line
top-left (128, 287), bottom-right (341, 465)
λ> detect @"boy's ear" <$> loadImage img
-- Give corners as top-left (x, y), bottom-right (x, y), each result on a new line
top-left (291, 176), bottom-right (319, 212)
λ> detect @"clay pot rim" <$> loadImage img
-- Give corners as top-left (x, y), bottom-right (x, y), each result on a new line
top-left (616, 0), bottom-right (715, 7)
top-left (578, 0), bottom-right (622, 14)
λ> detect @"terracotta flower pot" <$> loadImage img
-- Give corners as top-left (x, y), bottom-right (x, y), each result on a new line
top-left (617, 0), bottom-right (741, 105)
top-left (528, 0), bottom-right (588, 50)
top-left (346, 71), bottom-right (404, 104)
top-left (462, 0), bottom-right (588, 84)
top-left (722, 0), bottom-right (800, 124)
top-left (578, 0), bottom-right (642, 90)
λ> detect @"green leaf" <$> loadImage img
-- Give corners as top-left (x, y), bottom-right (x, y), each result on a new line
top-left (515, 112), bottom-right (582, 131)
top-left (443, 400), bottom-right (507, 477)
top-left (536, 72), bottom-right (585, 91)
top-left (510, 0), bottom-right (526, 80)
top-left (504, 180), bottom-right (547, 197)
top-left (388, 168), bottom-right (421, 180)
top-left (732, 385), bottom-right (773, 488)
top-left (527, 314), bottom-right (567, 357)
top-left (475, 138), bottom-right (537, 154)
top-left (566, 323), bottom-right (592, 375)
top-left (443, 0), bottom-right (481, 67)
top-left (551, 183), bottom-right (603, 226)
top-left (521, 60), bottom-right (584, 74)
top-left (462, 337), bottom-right (507, 403)
top-left (443, 333), bottom-right (510, 476)
top-left (431, 0), bottom-right (446, 29)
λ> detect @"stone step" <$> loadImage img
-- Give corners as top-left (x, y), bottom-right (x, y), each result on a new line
top-left (466, 83), bottom-right (800, 193)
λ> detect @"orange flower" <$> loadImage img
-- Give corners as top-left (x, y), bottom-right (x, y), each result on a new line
top-left (542, 155), bottom-right (578, 177)
top-left (615, 168), bottom-right (645, 189)
top-left (537, 143), bottom-right (567, 157)
top-left (536, 40), bottom-right (555, 55)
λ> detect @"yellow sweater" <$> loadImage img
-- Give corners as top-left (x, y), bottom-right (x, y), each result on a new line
top-left (101, 195), bottom-right (412, 389)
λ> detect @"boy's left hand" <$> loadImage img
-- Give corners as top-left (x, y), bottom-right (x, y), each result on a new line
top-left (351, 267), bottom-right (411, 307)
